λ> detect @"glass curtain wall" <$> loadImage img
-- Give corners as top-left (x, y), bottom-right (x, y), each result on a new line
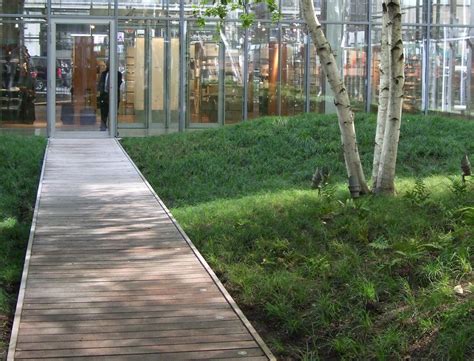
top-left (0, 18), bottom-right (47, 128)
top-left (1, 0), bottom-right (473, 134)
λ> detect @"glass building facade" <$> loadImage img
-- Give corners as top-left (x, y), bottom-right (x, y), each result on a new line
top-left (0, 0), bottom-right (473, 136)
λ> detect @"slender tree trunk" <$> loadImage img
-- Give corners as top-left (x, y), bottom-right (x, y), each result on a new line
top-left (300, 0), bottom-right (369, 196)
top-left (375, 0), bottom-right (405, 195)
top-left (372, 2), bottom-right (391, 189)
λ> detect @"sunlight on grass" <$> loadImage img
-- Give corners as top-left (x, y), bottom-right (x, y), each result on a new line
top-left (122, 114), bottom-right (473, 359)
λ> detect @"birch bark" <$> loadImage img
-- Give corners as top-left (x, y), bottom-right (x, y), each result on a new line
top-left (372, 2), bottom-right (391, 189)
top-left (376, 0), bottom-right (405, 195)
top-left (300, 0), bottom-right (369, 196)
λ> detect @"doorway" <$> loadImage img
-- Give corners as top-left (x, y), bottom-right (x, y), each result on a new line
top-left (48, 19), bottom-right (117, 137)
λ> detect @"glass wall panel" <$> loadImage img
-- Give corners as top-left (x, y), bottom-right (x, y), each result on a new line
top-left (187, 23), bottom-right (220, 124)
top-left (118, 21), bottom-right (146, 127)
top-left (371, 25), bottom-right (424, 114)
top-left (309, 24), bottom-right (367, 114)
top-left (280, 24), bottom-right (305, 116)
top-left (117, 1), bottom-right (165, 17)
top-left (403, 27), bottom-right (424, 112)
top-left (55, 23), bottom-right (109, 131)
top-left (223, 23), bottom-right (244, 124)
top-left (316, 0), bottom-right (368, 22)
top-left (432, 0), bottom-right (473, 26)
top-left (168, 24), bottom-right (180, 126)
top-left (149, 22), bottom-right (180, 128)
top-left (372, 0), bottom-right (426, 24)
top-left (429, 27), bottom-right (473, 115)
top-left (51, 0), bottom-right (113, 16)
top-left (149, 21), bottom-right (167, 127)
top-left (0, 18), bottom-right (46, 129)
top-left (308, 41), bottom-right (324, 113)
top-left (1, 0), bottom-right (47, 15)
top-left (343, 25), bottom-right (367, 112)
top-left (248, 24), bottom-right (279, 118)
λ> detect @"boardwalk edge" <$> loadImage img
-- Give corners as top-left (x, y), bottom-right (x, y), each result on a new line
top-left (116, 139), bottom-right (276, 361)
top-left (7, 139), bottom-right (50, 361)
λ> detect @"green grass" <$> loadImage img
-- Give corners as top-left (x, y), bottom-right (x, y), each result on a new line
top-left (0, 135), bottom-right (46, 356)
top-left (122, 114), bottom-right (474, 360)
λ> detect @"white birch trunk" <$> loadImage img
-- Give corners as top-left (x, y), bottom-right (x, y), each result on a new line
top-left (372, 2), bottom-right (391, 190)
top-left (376, 0), bottom-right (405, 195)
top-left (300, 0), bottom-right (369, 196)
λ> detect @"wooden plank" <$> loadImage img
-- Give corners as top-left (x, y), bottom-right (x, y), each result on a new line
top-left (22, 292), bottom-right (224, 304)
top-left (17, 333), bottom-right (253, 351)
top-left (15, 348), bottom-right (265, 360)
top-left (17, 325), bottom-right (249, 343)
top-left (27, 270), bottom-right (209, 282)
top-left (14, 341), bottom-right (259, 358)
top-left (22, 302), bottom-right (230, 316)
top-left (18, 320), bottom-right (246, 336)
top-left (24, 283), bottom-right (219, 298)
top-left (23, 298), bottom-right (228, 310)
top-left (21, 308), bottom-right (236, 323)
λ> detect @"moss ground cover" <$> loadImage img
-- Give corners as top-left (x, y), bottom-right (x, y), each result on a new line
top-left (122, 114), bottom-right (473, 360)
top-left (0, 135), bottom-right (46, 357)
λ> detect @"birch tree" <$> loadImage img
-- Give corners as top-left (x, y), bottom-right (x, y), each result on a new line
top-left (196, 0), bottom-right (404, 196)
top-left (372, 3), bottom-right (391, 190)
top-left (374, 0), bottom-right (405, 194)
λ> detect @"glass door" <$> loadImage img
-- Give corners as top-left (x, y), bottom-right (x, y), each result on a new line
top-left (49, 19), bottom-right (116, 136)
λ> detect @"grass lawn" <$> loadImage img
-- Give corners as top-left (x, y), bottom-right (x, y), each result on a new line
top-left (0, 135), bottom-right (46, 357)
top-left (122, 113), bottom-right (474, 360)
top-left (0, 113), bottom-right (472, 360)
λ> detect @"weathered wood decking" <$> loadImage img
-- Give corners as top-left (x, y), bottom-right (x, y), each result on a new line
top-left (8, 138), bottom-right (274, 360)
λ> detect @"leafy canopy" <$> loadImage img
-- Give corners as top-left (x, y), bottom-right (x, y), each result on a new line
top-left (193, 0), bottom-right (281, 29)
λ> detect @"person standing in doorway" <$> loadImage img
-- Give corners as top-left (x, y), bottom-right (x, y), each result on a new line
top-left (98, 60), bottom-right (122, 131)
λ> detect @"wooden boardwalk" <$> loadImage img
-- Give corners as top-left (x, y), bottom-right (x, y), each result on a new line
top-left (8, 138), bottom-right (274, 360)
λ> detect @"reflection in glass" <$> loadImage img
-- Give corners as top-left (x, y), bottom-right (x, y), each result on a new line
top-left (281, 25), bottom-right (305, 116)
top-left (372, 26), bottom-right (423, 113)
top-left (318, 0), bottom-right (369, 22)
top-left (429, 27), bottom-right (473, 115)
top-left (248, 24), bottom-right (279, 118)
top-left (1, 0), bottom-right (47, 15)
top-left (0, 19), bottom-right (46, 128)
top-left (187, 24), bottom-right (220, 124)
top-left (118, 1), bottom-right (164, 17)
top-left (51, 0), bottom-right (112, 16)
top-left (118, 23), bottom-right (146, 127)
top-left (55, 23), bottom-right (109, 131)
top-left (432, 0), bottom-right (472, 26)
top-left (150, 24), bottom-right (167, 127)
top-left (223, 23), bottom-right (244, 124)
top-left (344, 26), bottom-right (367, 112)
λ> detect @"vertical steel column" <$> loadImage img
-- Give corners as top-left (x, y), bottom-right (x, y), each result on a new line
top-left (243, 26), bottom-right (249, 121)
top-left (178, 0), bottom-right (186, 131)
top-left (218, 36), bottom-right (226, 125)
top-left (277, 23), bottom-right (282, 116)
top-left (423, 0), bottom-right (432, 114)
top-left (46, 0), bottom-right (53, 137)
top-left (145, 22), bottom-right (152, 129)
top-left (165, 21), bottom-right (171, 128)
top-left (109, 0), bottom-right (118, 136)
top-left (466, 40), bottom-right (472, 115)
top-left (109, 19), bottom-right (118, 137)
top-left (365, 0), bottom-right (373, 113)
top-left (304, 31), bottom-right (311, 113)
top-left (242, 1), bottom-right (250, 121)
top-left (47, 21), bottom-right (56, 137)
